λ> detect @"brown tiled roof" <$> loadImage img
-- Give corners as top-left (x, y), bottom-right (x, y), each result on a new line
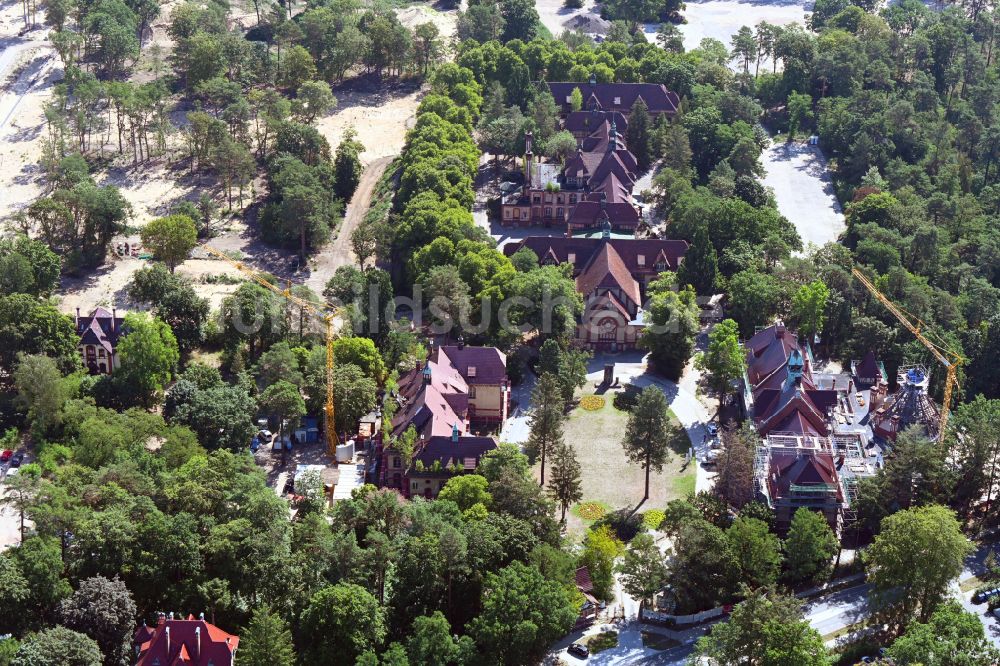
top-left (77, 307), bottom-right (125, 353)
top-left (575, 566), bottom-right (595, 594)
top-left (575, 242), bottom-right (641, 306)
top-left (567, 200), bottom-right (639, 230)
top-left (436, 345), bottom-right (507, 385)
top-left (411, 435), bottom-right (498, 472)
top-left (745, 325), bottom-right (807, 388)
top-left (547, 82), bottom-right (680, 116)
top-left (564, 110), bottom-right (629, 136)
top-left (504, 237), bottom-right (688, 274)
top-left (767, 452), bottom-right (844, 502)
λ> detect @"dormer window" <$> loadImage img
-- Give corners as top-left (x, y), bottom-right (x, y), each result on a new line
top-left (467, 366), bottom-right (477, 378)
top-left (637, 255), bottom-right (645, 266)
top-left (656, 261), bottom-right (667, 271)
top-left (566, 95), bottom-right (573, 103)
top-left (568, 253), bottom-right (576, 263)
top-left (613, 97), bottom-right (621, 105)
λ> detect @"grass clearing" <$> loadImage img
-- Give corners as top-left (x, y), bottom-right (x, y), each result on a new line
top-left (961, 576), bottom-right (983, 593)
top-left (553, 388), bottom-right (696, 533)
top-left (584, 631), bottom-right (619, 654)
top-left (641, 631), bottom-right (680, 651)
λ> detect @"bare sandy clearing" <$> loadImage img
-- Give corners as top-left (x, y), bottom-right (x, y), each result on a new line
top-left (316, 81), bottom-right (425, 165)
top-left (396, 4), bottom-right (457, 41)
top-left (534, 0), bottom-right (601, 38)
top-left (643, 0), bottom-right (808, 65)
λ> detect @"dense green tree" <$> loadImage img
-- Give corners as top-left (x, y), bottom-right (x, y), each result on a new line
top-left (697, 319), bottom-right (745, 409)
top-left (670, 518), bottom-right (737, 610)
top-left (527, 373), bottom-right (564, 485)
top-left (677, 224), bottom-right (719, 296)
top-left (334, 128), bottom-right (364, 201)
top-left (469, 562), bottom-right (576, 665)
top-left (546, 441), bottom-right (583, 523)
top-left (12, 626), bottom-right (102, 666)
top-left (791, 280), bottom-right (829, 341)
top-left (783, 508), bottom-right (839, 585)
top-left (299, 583), bottom-right (386, 665)
top-left (59, 576), bottom-right (136, 666)
top-left (694, 586), bottom-right (829, 665)
top-left (258, 380), bottom-right (306, 442)
top-left (0, 235), bottom-right (60, 297)
top-left (139, 215), bottom-right (197, 272)
top-left (617, 532), bottom-right (668, 603)
top-left (864, 505), bottom-right (972, 629)
top-left (438, 475), bottom-right (492, 513)
top-left (115, 313), bottom-right (179, 407)
top-left (726, 517), bottom-right (782, 589)
top-left (887, 600), bottom-right (1000, 665)
top-left (170, 382), bottom-right (256, 451)
top-left (626, 98), bottom-right (653, 170)
top-left (0, 295), bottom-right (79, 375)
top-left (407, 611), bottom-right (472, 666)
top-left (641, 279), bottom-right (700, 380)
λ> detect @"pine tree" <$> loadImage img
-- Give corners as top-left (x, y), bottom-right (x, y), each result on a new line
top-left (239, 605), bottom-right (296, 666)
top-left (528, 372), bottom-right (564, 486)
top-left (547, 440), bottom-right (583, 522)
top-left (677, 224), bottom-right (719, 295)
top-left (626, 98), bottom-right (652, 171)
top-left (622, 386), bottom-right (672, 502)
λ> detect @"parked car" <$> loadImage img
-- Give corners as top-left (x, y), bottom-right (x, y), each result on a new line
top-left (706, 422), bottom-right (718, 436)
top-left (973, 587), bottom-right (1000, 604)
top-left (0, 450), bottom-right (12, 462)
top-left (10, 452), bottom-right (24, 468)
top-left (567, 643), bottom-right (589, 659)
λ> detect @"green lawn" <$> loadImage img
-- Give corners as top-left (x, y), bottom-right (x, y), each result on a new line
top-left (584, 631), bottom-right (619, 654)
top-left (545, 387), bottom-right (696, 533)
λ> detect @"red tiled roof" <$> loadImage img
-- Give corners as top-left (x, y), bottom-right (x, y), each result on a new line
top-left (745, 325), bottom-right (807, 388)
top-left (575, 566), bottom-right (595, 594)
top-left (576, 242), bottom-right (641, 306)
top-left (77, 307), bottom-right (125, 353)
top-left (135, 617), bottom-right (238, 666)
top-left (767, 452), bottom-right (844, 503)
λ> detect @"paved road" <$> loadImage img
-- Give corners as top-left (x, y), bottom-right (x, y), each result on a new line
top-left (304, 155), bottom-right (393, 294)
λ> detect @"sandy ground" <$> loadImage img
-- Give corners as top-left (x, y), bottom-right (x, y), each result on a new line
top-left (534, 0), bottom-right (601, 37)
top-left (396, 4), bottom-right (457, 41)
top-left (645, 0), bottom-right (809, 61)
top-left (316, 81), bottom-right (426, 166)
top-left (761, 140), bottom-right (845, 251)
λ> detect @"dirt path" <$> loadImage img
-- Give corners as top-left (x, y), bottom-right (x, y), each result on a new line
top-left (304, 155), bottom-right (393, 294)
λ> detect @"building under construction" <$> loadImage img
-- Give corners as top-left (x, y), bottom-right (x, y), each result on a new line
top-left (871, 365), bottom-right (941, 442)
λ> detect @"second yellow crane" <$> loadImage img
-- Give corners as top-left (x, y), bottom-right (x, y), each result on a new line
top-left (852, 267), bottom-right (965, 438)
top-left (203, 246), bottom-right (343, 458)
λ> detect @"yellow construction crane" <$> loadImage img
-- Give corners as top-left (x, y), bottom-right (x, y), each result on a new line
top-left (852, 267), bottom-right (965, 437)
top-left (203, 246), bottom-right (343, 459)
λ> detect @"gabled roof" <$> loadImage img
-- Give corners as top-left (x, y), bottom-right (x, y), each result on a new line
top-left (547, 82), bottom-right (680, 116)
top-left (392, 359), bottom-right (469, 439)
top-left (77, 307), bottom-right (125, 353)
top-left (567, 200), bottom-right (639, 230)
top-left (564, 110), bottom-right (629, 136)
top-left (755, 383), bottom-right (830, 437)
top-left (411, 435), bottom-right (498, 472)
top-left (504, 237), bottom-right (688, 274)
top-left (575, 242), bottom-right (641, 306)
top-left (745, 324), bottom-right (808, 389)
top-left (135, 617), bottom-right (238, 666)
top-left (767, 452), bottom-right (844, 502)
top-left (436, 345), bottom-right (507, 385)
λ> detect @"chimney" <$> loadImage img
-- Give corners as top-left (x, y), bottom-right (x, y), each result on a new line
top-left (165, 626), bottom-right (170, 656)
top-left (75, 307), bottom-right (80, 329)
top-left (589, 73), bottom-right (596, 85)
top-left (451, 423), bottom-right (459, 443)
top-left (157, 613), bottom-right (166, 626)
top-left (457, 336), bottom-right (465, 350)
top-left (195, 626), bottom-right (201, 661)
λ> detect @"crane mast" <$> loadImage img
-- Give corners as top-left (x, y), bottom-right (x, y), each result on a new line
top-left (852, 268), bottom-right (963, 437)
top-left (202, 246), bottom-right (341, 458)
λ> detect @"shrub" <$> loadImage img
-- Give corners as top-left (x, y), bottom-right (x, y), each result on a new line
top-left (594, 508), bottom-right (644, 542)
top-left (576, 501), bottom-right (607, 521)
top-left (613, 385), bottom-right (641, 411)
top-left (642, 509), bottom-right (666, 531)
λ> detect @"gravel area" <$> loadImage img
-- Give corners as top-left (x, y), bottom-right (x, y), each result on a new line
top-left (761, 140), bottom-right (846, 251)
